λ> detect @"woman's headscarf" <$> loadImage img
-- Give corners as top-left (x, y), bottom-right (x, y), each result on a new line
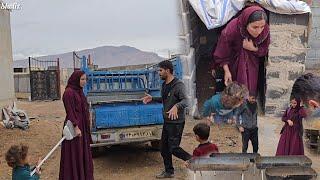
top-left (291, 97), bottom-right (302, 110)
top-left (66, 70), bottom-right (87, 109)
top-left (66, 71), bottom-right (85, 91)
top-left (238, 5), bottom-right (270, 45)
top-left (65, 70), bottom-right (90, 131)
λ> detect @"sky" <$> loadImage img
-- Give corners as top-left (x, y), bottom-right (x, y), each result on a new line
top-left (4, 0), bottom-right (179, 60)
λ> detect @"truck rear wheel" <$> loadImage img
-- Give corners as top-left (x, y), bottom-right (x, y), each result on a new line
top-left (151, 140), bottom-right (161, 150)
top-left (91, 146), bottom-right (105, 158)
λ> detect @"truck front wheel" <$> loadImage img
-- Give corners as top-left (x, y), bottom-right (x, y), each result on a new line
top-left (150, 140), bottom-right (161, 150)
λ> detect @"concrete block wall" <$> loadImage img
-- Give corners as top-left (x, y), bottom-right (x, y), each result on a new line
top-left (177, 0), bottom-right (198, 116)
top-left (306, 1), bottom-right (320, 69)
top-left (178, 1), bottom-right (311, 117)
top-left (266, 13), bottom-right (309, 115)
top-left (0, 8), bottom-right (15, 119)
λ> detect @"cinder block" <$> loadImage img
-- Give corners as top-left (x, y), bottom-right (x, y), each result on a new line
top-left (269, 13), bottom-right (295, 24)
top-left (179, 0), bottom-right (189, 14)
top-left (267, 89), bottom-right (289, 99)
top-left (306, 60), bottom-right (320, 69)
top-left (309, 27), bottom-right (318, 39)
top-left (182, 12), bottom-right (191, 35)
top-left (265, 103), bottom-right (278, 115)
top-left (267, 71), bottom-right (280, 79)
top-left (309, 40), bottom-right (320, 48)
top-left (312, 16), bottom-right (320, 28)
top-left (288, 70), bottom-right (304, 81)
top-left (315, 27), bottom-right (320, 37)
top-left (269, 13), bottom-right (309, 26)
top-left (306, 49), bottom-right (317, 59)
top-left (312, 0), bottom-right (320, 6)
top-left (182, 78), bottom-right (192, 93)
top-left (270, 33), bottom-right (307, 51)
top-left (180, 56), bottom-right (189, 75)
top-left (269, 54), bottom-right (306, 63)
top-left (178, 38), bottom-right (188, 55)
top-left (311, 7), bottom-right (320, 16)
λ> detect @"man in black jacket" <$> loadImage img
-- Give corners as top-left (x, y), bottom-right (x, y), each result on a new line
top-left (142, 60), bottom-right (191, 178)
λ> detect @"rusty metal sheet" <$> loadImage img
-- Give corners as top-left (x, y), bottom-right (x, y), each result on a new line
top-left (188, 157), bottom-right (250, 171)
top-left (210, 153), bottom-right (261, 162)
top-left (265, 166), bottom-right (317, 180)
top-left (256, 155), bottom-right (312, 169)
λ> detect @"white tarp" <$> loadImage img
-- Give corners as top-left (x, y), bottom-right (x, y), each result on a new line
top-left (188, 0), bottom-right (311, 29)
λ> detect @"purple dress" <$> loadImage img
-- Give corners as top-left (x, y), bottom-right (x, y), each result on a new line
top-left (213, 6), bottom-right (270, 96)
top-left (276, 102), bottom-right (307, 156)
top-left (59, 71), bottom-right (94, 180)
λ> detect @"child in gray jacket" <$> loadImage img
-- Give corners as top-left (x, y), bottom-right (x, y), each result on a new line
top-left (236, 96), bottom-right (258, 153)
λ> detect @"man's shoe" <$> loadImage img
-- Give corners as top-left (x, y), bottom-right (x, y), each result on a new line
top-left (156, 171), bottom-right (174, 179)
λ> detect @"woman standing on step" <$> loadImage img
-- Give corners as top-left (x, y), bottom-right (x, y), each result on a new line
top-left (213, 5), bottom-right (270, 98)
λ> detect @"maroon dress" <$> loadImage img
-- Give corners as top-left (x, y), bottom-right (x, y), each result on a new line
top-left (213, 6), bottom-right (270, 96)
top-left (276, 101), bottom-right (307, 156)
top-left (59, 71), bottom-right (94, 180)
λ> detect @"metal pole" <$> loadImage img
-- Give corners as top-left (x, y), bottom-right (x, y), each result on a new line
top-left (28, 57), bottom-right (31, 73)
top-left (57, 58), bottom-right (61, 99)
top-left (30, 136), bottom-right (66, 176)
top-left (73, 51), bottom-right (75, 71)
top-left (28, 57), bottom-right (32, 101)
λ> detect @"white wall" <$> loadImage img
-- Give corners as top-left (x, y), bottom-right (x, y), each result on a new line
top-left (0, 8), bottom-right (15, 118)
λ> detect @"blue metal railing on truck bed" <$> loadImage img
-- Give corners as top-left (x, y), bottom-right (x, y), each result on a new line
top-left (80, 56), bottom-right (183, 96)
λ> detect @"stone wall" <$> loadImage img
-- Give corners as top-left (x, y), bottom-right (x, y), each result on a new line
top-left (265, 13), bottom-right (309, 115)
top-left (178, 0), bottom-right (312, 116)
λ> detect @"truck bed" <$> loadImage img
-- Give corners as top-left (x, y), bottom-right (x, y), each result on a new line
top-left (93, 101), bottom-right (163, 129)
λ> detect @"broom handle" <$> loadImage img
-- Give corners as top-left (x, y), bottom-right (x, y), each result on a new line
top-left (30, 136), bottom-right (66, 176)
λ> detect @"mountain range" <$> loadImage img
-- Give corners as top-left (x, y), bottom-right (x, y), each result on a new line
top-left (13, 45), bottom-right (165, 69)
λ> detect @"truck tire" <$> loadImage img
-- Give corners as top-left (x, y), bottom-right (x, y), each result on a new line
top-left (91, 146), bottom-right (105, 158)
top-left (151, 140), bottom-right (161, 150)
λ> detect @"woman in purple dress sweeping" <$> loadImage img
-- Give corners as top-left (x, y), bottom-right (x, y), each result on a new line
top-left (276, 97), bottom-right (307, 155)
top-left (213, 5), bottom-right (270, 97)
top-left (59, 71), bottom-right (94, 180)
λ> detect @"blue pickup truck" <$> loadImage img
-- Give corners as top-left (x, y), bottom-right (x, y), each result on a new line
top-left (80, 56), bottom-right (182, 149)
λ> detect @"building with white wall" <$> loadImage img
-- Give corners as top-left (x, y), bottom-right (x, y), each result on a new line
top-left (0, 6), bottom-right (15, 119)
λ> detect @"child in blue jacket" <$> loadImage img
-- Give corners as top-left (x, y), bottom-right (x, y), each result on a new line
top-left (203, 82), bottom-right (248, 125)
top-left (6, 144), bottom-right (41, 180)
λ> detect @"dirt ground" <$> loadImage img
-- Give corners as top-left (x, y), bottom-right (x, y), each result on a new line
top-left (0, 100), bottom-right (241, 180)
top-left (1, 70), bottom-right (320, 179)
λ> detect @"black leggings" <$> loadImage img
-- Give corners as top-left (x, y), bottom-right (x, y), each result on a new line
top-left (241, 127), bottom-right (259, 153)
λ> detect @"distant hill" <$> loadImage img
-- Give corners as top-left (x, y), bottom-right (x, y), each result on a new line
top-left (13, 45), bottom-right (165, 69)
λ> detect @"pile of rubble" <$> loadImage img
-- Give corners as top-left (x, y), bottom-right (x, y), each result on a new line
top-left (2, 102), bottom-right (29, 130)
